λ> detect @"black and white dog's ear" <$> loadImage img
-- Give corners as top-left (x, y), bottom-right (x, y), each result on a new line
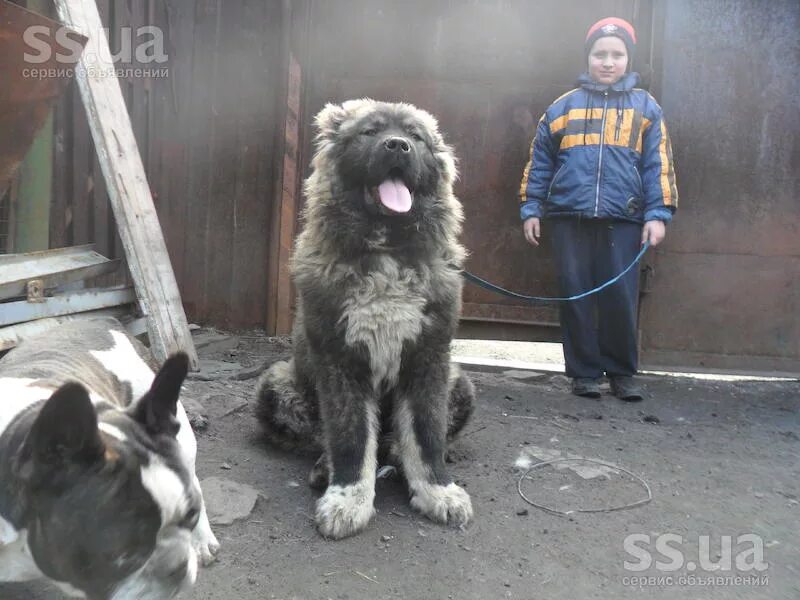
top-left (18, 382), bottom-right (104, 478)
top-left (132, 352), bottom-right (189, 437)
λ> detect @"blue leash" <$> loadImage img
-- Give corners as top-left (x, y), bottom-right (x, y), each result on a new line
top-left (461, 241), bottom-right (650, 302)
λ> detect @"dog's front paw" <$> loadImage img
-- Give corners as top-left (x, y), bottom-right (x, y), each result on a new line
top-left (192, 509), bottom-right (220, 566)
top-left (315, 482), bottom-right (376, 539)
top-left (410, 482), bottom-right (473, 527)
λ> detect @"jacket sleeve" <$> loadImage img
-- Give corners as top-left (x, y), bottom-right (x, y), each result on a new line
top-left (640, 102), bottom-right (678, 222)
top-left (519, 114), bottom-right (556, 221)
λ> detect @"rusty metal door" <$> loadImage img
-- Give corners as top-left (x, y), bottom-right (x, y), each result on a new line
top-left (298, 0), bottom-right (799, 374)
top-left (637, 0), bottom-right (800, 375)
top-left (300, 0), bottom-right (646, 339)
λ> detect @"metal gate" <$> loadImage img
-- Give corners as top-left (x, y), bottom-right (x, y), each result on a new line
top-left (637, 0), bottom-right (800, 375)
top-left (40, 0), bottom-right (798, 373)
top-left (298, 0), bottom-right (800, 375)
top-left (301, 0), bottom-right (651, 336)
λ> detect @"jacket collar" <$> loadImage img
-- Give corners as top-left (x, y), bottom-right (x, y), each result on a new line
top-left (578, 71), bottom-right (639, 93)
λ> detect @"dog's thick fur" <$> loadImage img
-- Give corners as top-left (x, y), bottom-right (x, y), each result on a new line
top-left (256, 99), bottom-right (476, 539)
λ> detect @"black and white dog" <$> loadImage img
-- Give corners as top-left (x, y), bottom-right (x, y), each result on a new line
top-left (0, 318), bottom-right (218, 599)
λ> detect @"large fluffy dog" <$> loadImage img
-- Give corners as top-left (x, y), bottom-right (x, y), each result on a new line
top-left (256, 99), bottom-right (476, 539)
top-left (0, 318), bottom-right (218, 599)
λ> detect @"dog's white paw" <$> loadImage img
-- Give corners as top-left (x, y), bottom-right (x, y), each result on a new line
top-left (410, 482), bottom-right (473, 527)
top-left (315, 482), bottom-right (376, 539)
top-left (192, 508), bottom-right (220, 566)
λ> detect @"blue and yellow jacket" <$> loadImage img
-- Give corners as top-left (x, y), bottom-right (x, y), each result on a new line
top-left (519, 72), bottom-right (677, 224)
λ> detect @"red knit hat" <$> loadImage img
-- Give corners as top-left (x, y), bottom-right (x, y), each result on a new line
top-left (585, 17), bottom-right (637, 61)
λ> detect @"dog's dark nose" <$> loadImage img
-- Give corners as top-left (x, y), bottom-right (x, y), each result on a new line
top-left (384, 136), bottom-right (411, 153)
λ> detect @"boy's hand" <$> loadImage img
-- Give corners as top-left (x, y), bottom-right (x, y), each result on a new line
top-left (642, 220), bottom-right (666, 246)
top-left (523, 217), bottom-right (541, 246)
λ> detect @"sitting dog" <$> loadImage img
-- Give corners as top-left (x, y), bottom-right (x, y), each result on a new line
top-left (256, 99), bottom-right (476, 539)
top-left (0, 317), bottom-right (218, 599)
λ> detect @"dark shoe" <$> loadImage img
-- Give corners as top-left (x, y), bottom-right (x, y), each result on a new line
top-left (610, 376), bottom-right (645, 401)
top-left (571, 377), bottom-right (602, 399)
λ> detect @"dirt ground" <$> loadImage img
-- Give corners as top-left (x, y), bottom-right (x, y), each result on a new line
top-left (6, 331), bottom-right (799, 600)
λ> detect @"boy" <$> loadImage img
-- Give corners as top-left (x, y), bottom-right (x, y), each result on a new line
top-left (519, 17), bottom-right (678, 401)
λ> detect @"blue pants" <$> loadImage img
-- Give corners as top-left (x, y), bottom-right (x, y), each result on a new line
top-left (549, 218), bottom-right (642, 379)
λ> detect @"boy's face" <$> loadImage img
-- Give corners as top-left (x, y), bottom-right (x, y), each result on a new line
top-left (588, 36), bottom-right (628, 85)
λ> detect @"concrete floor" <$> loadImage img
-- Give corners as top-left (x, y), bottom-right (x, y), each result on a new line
top-left (5, 333), bottom-right (798, 600)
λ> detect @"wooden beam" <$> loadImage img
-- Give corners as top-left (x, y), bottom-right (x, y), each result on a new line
top-left (0, 244), bottom-right (119, 300)
top-left (267, 0), bottom-right (305, 335)
top-left (275, 51), bottom-right (302, 335)
top-left (0, 286), bottom-right (135, 327)
top-left (52, 0), bottom-right (198, 368)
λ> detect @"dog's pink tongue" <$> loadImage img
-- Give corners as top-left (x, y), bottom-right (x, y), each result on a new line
top-left (377, 179), bottom-right (412, 213)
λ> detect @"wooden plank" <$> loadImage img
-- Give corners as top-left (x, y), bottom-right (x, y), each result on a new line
top-left (91, 0), bottom-right (112, 260)
top-left (117, 0), bottom-right (150, 290)
top-left (179, 0), bottom-right (220, 323)
top-left (0, 244), bottom-right (120, 300)
top-left (0, 307), bottom-right (132, 352)
top-left (155, 0), bottom-right (193, 290)
top-left (203, 0), bottom-right (242, 326)
top-left (265, 0), bottom-right (293, 335)
top-left (53, 0), bottom-right (198, 368)
top-left (108, 0), bottom-right (129, 285)
top-left (0, 286), bottom-right (135, 327)
top-left (0, 258), bottom-right (121, 299)
top-left (229, 0), bottom-right (276, 329)
top-left (127, 0), bottom-right (150, 177)
top-left (144, 0), bottom-right (162, 230)
top-left (0, 243), bottom-right (95, 266)
top-left (274, 50), bottom-right (302, 335)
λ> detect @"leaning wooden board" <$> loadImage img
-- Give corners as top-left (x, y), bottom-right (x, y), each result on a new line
top-left (52, 0), bottom-right (198, 368)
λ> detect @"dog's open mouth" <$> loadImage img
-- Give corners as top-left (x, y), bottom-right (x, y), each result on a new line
top-left (368, 168), bottom-right (413, 214)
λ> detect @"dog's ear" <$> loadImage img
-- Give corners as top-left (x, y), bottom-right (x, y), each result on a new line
top-left (131, 352), bottom-right (189, 437)
top-left (18, 383), bottom-right (105, 480)
top-left (413, 107), bottom-right (458, 184)
top-left (435, 144), bottom-right (458, 185)
top-left (314, 102), bottom-right (348, 144)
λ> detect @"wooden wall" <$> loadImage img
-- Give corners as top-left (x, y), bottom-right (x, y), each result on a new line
top-left (52, 0), bottom-right (285, 328)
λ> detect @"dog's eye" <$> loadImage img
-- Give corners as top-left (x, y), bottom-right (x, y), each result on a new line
top-left (360, 128), bottom-right (379, 136)
top-left (179, 508), bottom-right (200, 530)
top-left (410, 132), bottom-right (424, 142)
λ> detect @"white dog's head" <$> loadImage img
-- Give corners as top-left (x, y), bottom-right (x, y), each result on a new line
top-left (13, 353), bottom-right (200, 599)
